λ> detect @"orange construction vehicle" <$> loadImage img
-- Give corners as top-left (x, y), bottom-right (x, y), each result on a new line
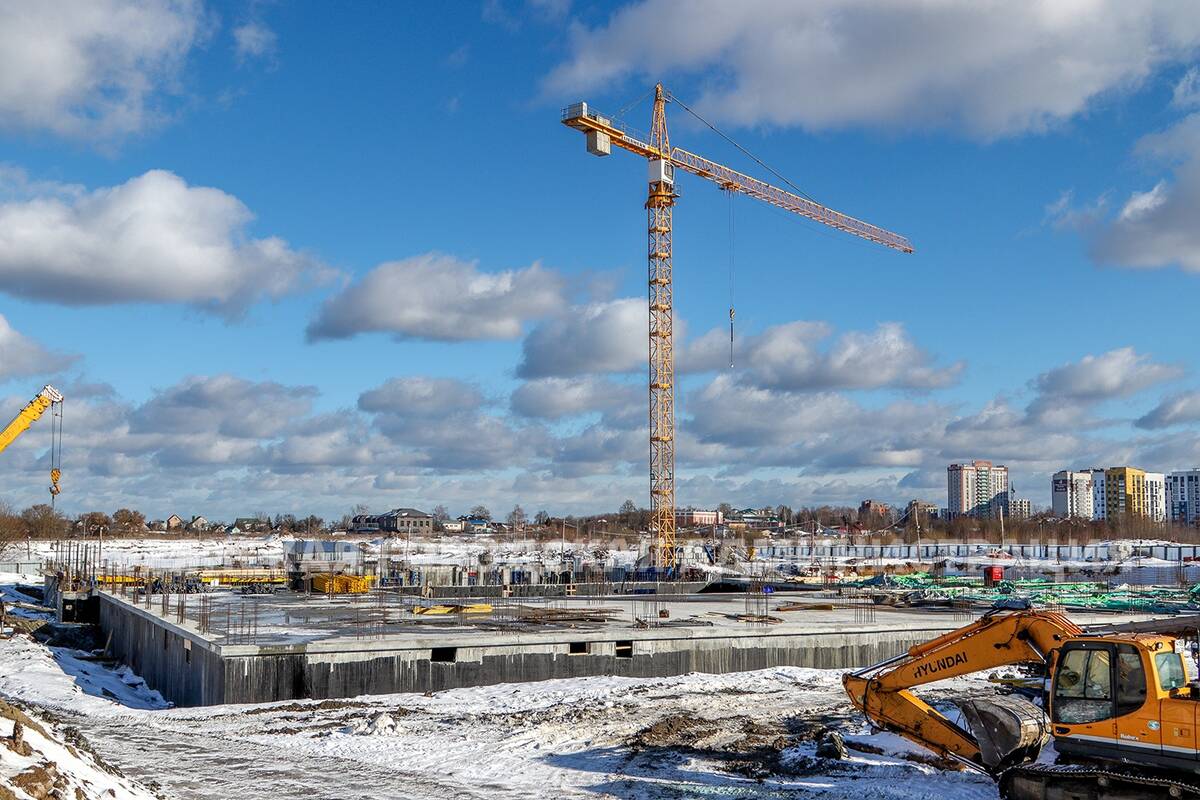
top-left (844, 609), bottom-right (1200, 799)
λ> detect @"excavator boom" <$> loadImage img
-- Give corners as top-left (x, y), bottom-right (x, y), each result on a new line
top-left (844, 610), bottom-right (1081, 772)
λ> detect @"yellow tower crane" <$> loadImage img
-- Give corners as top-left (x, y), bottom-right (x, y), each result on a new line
top-left (562, 84), bottom-right (913, 570)
top-left (0, 385), bottom-right (65, 501)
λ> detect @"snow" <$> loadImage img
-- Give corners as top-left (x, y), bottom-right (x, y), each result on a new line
top-left (0, 710), bottom-right (158, 800)
top-left (0, 542), bottom-right (1072, 798)
top-left (0, 621), bottom-right (1002, 799)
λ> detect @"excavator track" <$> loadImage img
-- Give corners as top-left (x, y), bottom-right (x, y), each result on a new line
top-left (1001, 762), bottom-right (1200, 800)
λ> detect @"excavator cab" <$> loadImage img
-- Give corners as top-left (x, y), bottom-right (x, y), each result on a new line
top-left (1047, 635), bottom-right (1200, 774)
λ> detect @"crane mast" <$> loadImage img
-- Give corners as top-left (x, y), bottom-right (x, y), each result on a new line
top-left (562, 84), bottom-right (912, 570)
top-left (646, 85), bottom-right (677, 567)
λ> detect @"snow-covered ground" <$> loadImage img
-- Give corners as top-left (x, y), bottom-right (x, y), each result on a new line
top-left (0, 573), bottom-right (1001, 799)
top-left (25, 533), bottom-right (1200, 576)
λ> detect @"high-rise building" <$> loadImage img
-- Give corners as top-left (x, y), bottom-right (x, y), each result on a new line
top-left (1052, 471), bottom-right (1095, 519)
top-left (858, 499), bottom-right (892, 521)
top-left (1168, 470), bottom-right (1200, 526)
top-left (905, 500), bottom-right (940, 522)
top-left (1105, 466), bottom-right (1147, 519)
top-left (947, 461), bottom-right (1009, 518)
top-left (1088, 469), bottom-right (1107, 521)
top-left (1008, 496), bottom-right (1032, 520)
top-left (1145, 472), bottom-right (1167, 523)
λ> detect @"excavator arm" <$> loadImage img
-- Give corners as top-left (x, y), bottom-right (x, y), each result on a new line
top-left (843, 610), bottom-right (1082, 773)
top-left (0, 385), bottom-right (65, 497)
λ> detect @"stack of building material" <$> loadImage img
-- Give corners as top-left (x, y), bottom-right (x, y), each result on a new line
top-left (311, 573), bottom-right (374, 594)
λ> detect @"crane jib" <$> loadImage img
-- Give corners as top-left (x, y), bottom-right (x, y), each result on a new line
top-left (560, 102), bottom-right (914, 254)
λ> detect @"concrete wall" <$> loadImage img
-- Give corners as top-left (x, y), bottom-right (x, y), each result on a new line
top-left (98, 593), bottom-right (224, 707)
top-left (392, 581), bottom-right (708, 599)
top-left (97, 590), bottom-right (950, 708)
top-left (217, 628), bottom-right (946, 706)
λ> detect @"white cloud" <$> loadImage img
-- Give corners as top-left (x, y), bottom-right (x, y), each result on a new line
top-left (1117, 181), bottom-right (1169, 221)
top-left (358, 377), bottom-right (484, 416)
top-left (1043, 189), bottom-right (1110, 232)
top-left (1175, 67), bottom-right (1200, 109)
top-left (686, 320), bottom-right (962, 391)
top-left (1137, 391), bottom-right (1200, 429)
top-left (0, 0), bottom-right (204, 139)
top-left (0, 168), bottom-right (325, 314)
top-left (233, 21), bottom-right (277, 63)
top-left (511, 376), bottom-right (639, 421)
top-left (0, 313), bottom-right (77, 383)
top-left (545, 1), bottom-right (1200, 138)
top-left (517, 298), bottom-right (646, 378)
top-left (130, 375), bottom-right (317, 439)
top-left (308, 254), bottom-right (567, 342)
top-left (684, 374), bottom-right (945, 469)
top-left (1031, 347), bottom-right (1183, 402)
top-left (1092, 115), bottom-right (1200, 272)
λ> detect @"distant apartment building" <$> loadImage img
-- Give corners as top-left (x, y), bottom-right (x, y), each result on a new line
top-left (674, 509), bottom-right (724, 527)
top-left (1105, 467), bottom-right (1147, 519)
top-left (1008, 496), bottom-right (1032, 521)
top-left (1089, 469), bottom-right (1107, 521)
top-left (1051, 471), bottom-right (1095, 519)
top-left (858, 499), bottom-right (892, 521)
top-left (905, 500), bottom-right (940, 523)
top-left (1168, 470), bottom-right (1200, 525)
top-left (1145, 472), bottom-right (1167, 523)
top-left (947, 461), bottom-right (1009, 518)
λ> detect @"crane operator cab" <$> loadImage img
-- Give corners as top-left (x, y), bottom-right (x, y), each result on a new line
top-left (1049, 635), bottom-right (1200, 772)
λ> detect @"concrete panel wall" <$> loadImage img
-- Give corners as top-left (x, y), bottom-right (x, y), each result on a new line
top-left (98, 594), bottom-right (224, 707)
top-left (98, 591), bottom-right (949, 707)
top-left (217, 629), bottom-right (944, 706)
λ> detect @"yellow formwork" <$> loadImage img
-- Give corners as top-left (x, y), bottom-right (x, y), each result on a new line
top-left (311, 573), bottom-right (374, 594)
top-left (412, 603), bottom-right (493, 616)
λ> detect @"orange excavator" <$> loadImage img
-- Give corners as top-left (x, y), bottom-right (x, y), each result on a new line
top-left (844, 609), bottom-right (1200, 799)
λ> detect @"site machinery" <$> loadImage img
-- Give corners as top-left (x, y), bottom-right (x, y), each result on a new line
top-left (561, 85), bottom-right (912, 569)
top-left (0, 384), bottom-right (64, 499)
top-left (845, 608), bottom-right (1200, 799)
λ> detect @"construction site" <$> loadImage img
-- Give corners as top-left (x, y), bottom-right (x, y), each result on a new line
top-left (2, 13), bottom-right (1200, 796)
top-left (28, 535), bottom-right (1200, 707)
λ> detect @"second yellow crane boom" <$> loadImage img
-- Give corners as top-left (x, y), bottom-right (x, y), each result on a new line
top-left (0, 384), bottom-right (65, 499)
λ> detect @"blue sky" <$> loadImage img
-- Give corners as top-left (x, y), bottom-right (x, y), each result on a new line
top-left (1, 0), bottom-right (1200, 521)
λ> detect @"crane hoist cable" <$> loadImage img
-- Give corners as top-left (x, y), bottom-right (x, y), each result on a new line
top-left (49, 397), bottom-right (63, 504)
top-left (669, 93), bottom-right (822, 205)
top-left (612, 85), bottom-right (656, 125)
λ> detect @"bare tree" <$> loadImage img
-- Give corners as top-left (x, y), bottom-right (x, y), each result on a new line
top-left (618, 499), bottom-right (637, 527)
top-left (0, 501), bottom-right (23, 560)
top-left (431, 504), bottom-right (449, 531)
top-left (77, 511), bottom-right (112, 535)
top-left (469, 505), bottom-right (492, 521)
top-left (506, 505), bottom-right (527, 532)
top-left (21, 504), bottom-right (68, 540)
top-left (112, 508), bottom-right (146, 532)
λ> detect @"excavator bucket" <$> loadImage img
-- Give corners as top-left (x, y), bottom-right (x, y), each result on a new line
top-left (958, 696), bottom-right (1049, 774)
